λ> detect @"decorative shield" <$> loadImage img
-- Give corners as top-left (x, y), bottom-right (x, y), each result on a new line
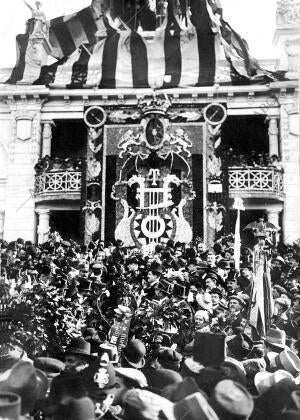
top-left (16, 116), bottom-right (33, 141)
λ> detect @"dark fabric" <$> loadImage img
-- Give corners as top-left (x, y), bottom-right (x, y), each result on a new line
top-left (130, 32), bottom-right (149, 88)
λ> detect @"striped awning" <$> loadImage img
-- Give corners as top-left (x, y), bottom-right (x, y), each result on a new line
top-left (8, 0), bottom-right (276, 88)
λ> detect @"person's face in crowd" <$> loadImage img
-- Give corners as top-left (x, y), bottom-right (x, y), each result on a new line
top-left (274, 302), bottom-right (286, 316)
top-left (80, 251), bottom-right (89, 260)
top-left (147, 270), bottom-right (159, 285)
top-left (194, 311), bottom-right (208, 329)
top-left (240, 267), bottom-right (253, 280)
top-left (19, 249), bottom-right (27, 260)
top-left (287, 277), bottom-right (298, 289)
top-left (206, 252), bottom-right (216, 266)
top-left (80, 266), bottom-right (89, 279)
top-left (160, 239), bottom-right (167, 249)
top-left (224, 251), bottom-right (232, 260)
top-left (95, 254), bottom-right (105, 264)
top-left (227, 279), bottom-right (238, 292)
top-left (294, 294), bottom-right (300, 306)
top-left (211, 293), bottom-right (220, 306)
top-left (175, 249), bottom-right (182, 258)
top-left (197, 242), bottom-right (206, 253)
top-left (187, 263), bottom-right (198, 275)
top-left (272, 260), bottom-right (283, 270)
top-left (228, 298), bottom-right (242, 313)
top-left (128, 262), bottom-right (139, 273)
top-left (57, 247), bottom-right (65, 257)
top-left (205, 277), bottom-right (216, 291)
top-left (64, 354), bottom-right (87, 372)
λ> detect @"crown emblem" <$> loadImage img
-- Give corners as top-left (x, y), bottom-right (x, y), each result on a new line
top-left (138, 93), bottom-right (172, 116)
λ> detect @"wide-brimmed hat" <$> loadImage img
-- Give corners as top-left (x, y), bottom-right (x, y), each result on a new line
top-left (264, 328), bottom-right (287, 350)
top-left (115, 367), bottom-right (148, 388)
top-left (0, 361), bottom-right (48, 415)
top-left (33, 357), bottom-right (65, 379)
top-left (226, 333), bottom-right (254, 361)
top-left (254, 370), bottom-right (295, 395)
top-left (0, 391), bottom-right (21, 420)
top-left (209, 379), bottom-right (254, 420)
top-left (268, 349), bottom-right (300, 377)
top-left (157, 348), bottom-right (183, 371)
top-left (63, 337), bottom-right (95, 359)
top-left (122, 339), bottom-right (146, 369)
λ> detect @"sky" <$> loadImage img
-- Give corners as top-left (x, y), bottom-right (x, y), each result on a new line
top-left (0, 0), bottom-right (277, 68)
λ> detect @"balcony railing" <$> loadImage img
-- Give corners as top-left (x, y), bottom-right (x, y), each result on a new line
top-left (35, 171), bottom-right (81, 197)
top-left (228, 167), bottom-right (284, 196)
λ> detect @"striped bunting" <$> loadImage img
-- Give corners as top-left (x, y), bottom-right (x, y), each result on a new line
top-left (48, 6), bottom-right (103, 59)
top-left (12, 0), bottom-right (275, 88)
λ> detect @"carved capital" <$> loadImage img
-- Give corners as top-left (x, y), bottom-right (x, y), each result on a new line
top-left (277, 0), bottom-right (300, 25)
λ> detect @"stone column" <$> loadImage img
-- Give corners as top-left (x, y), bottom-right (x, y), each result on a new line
top-left (42, 121), bottom-right (54, 157)
top-left (37, 208), bottom-right (50, 244)
top-left (267, 208), bottom-right (280, 228)
top-left (268, 118), bottom-right (279, 157)
top-left (267, 207), bottom-right (281, 243)
top-left (0, 211), bottom-right (4, 239)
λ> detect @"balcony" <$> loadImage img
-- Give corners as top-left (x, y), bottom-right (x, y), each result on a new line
top-left (228, 166), bottom-right (284, 201)
top-left (34, 171), bottom-right (82, 202)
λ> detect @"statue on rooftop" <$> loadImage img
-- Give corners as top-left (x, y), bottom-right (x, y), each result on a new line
top-left (24, 0), bottom-right (48, 35)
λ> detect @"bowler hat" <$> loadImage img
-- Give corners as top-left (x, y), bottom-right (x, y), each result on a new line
top-left (217, 259), bottom-right (231, 270)
top-left (0, 392), bottom-right (21, 420)
top-left (123, 339), bottom-right (146, 369)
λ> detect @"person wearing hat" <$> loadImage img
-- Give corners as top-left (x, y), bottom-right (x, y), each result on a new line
top-left (209, 379), bottom-right (254, 420)
top-left (264, 328), bottom-right (288, 355)
top-left (210, 288), bottom-right (225, 317)
top-left (157, 348), bottom-right (183, 372)
top-left (0, 361), bottom-right (48, 415)
top-left (226, 333), bottom-right (254, 361)
top-left (121, 339), bottom-right (146, 370)
top-left (206, 251), bottom-right (217, 268)
top-left (204, 270), bottom-right (221, 292)
top-left (144, 262), bottom-right (163, 300)
top-left (62, 337), bottom-right (95, 373)
top-left (81, 360), bottom-right (122, 419)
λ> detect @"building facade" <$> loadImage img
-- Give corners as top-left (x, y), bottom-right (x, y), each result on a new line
top-left (0, 0), bottom-right (299, 246)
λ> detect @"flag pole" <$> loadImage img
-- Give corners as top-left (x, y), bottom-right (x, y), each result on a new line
top-left (233, 197), bottom-right (245, 272)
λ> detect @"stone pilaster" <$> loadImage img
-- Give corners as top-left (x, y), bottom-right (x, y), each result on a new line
top-left (3, 99), bottom-right (44, 242)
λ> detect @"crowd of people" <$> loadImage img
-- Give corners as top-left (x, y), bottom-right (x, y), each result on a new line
top-left (1, 231), bottom-right (300, 419)
top-left (34, 156), bottom-right (83, 174)
top-left (227, 150), bottom-right (283, 170)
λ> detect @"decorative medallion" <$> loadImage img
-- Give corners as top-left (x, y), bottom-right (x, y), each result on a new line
top-left (84, 106), bottom-right (107, 128)
top-left (203, 103), bottom-right (227, 126)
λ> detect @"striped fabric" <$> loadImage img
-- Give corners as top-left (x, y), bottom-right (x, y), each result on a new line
top-left (49, 6), bottom-right (103, 59)
top-left (248, 246), bottom-right (273, 338)
top-left (10, 0), bottom-right (275, 88)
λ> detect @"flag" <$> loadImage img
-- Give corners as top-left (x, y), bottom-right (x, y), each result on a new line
top-left (248, 245), bottom-right (273, 338)
top-left (6, 19), bottom-right (36, 84)
top-left (48, 6), bottom-right (105, 59)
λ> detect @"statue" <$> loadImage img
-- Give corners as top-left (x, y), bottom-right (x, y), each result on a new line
top-left (24, 1), bottom-right (48, 34)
